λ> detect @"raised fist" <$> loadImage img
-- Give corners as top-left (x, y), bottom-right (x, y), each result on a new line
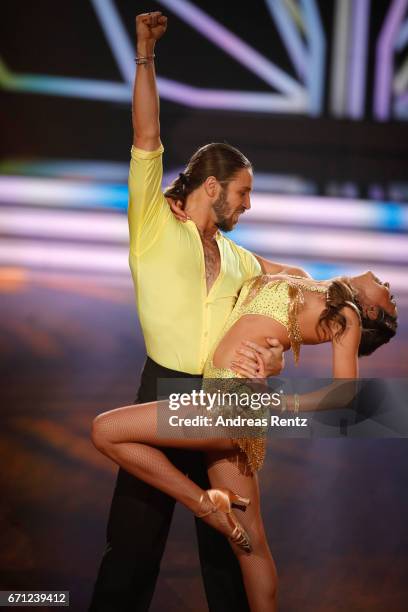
top-left (136, 11), bottom-right (167, 43)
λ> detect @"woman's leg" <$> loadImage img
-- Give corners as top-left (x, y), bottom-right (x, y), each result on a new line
top-left (206, 452), bottom-right (278, 612)
top-left (91, 402), bottom-right (245, 541)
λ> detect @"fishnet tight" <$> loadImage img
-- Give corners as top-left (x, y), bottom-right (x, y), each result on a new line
top-left (92, 401), bottom-right (278, 612)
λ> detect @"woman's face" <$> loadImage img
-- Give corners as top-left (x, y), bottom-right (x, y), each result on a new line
top-left (350, 271), bottom-right (397, 317)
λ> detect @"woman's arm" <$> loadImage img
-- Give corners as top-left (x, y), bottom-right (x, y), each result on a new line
top-left (133, 12), bottom-right (167, 150)
top-left (278, 307), bottom-right (361, 412)
top-left (331, 306), bottom-right (361, 378)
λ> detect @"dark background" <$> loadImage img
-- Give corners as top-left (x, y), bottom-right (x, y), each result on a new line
top-left (1, 0), bottom-right (408, 198)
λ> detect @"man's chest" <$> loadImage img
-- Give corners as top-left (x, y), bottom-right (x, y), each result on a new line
top-left (200, 236), bottom-right (221, 294)
top-left (134, 226), bottom-right (250, 300)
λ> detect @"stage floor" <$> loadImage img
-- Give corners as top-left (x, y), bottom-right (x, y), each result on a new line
top-left (1, 268), bottom-right (407, 611)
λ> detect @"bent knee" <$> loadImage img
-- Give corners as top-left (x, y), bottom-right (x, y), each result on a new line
top-left (91, 414), bottom-right (111, 453)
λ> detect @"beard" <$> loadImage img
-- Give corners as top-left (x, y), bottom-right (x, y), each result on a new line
top-left (212, 188), bottom-right (236, 232)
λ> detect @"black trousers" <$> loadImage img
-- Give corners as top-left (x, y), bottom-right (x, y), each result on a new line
top-left (89, 357), bottom-right (250, 612)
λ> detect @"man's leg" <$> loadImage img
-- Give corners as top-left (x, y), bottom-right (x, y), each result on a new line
top-left (89, 464), bottom-right (177, 611)
top-left (190, 453), bottom-right (251, 612)
top-left (89, 358), bottom-right (200, 611)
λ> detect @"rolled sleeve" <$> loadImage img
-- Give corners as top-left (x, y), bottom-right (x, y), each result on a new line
top-left (131, 144), bottom-right (164, 161)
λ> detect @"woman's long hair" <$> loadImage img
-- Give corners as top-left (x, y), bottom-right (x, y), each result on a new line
top-left (317, 279), bottom-right (397, 356)
top-left (163, 142), bottom-right (251, 205)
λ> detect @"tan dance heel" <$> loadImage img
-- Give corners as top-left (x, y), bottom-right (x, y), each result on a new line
top-left (195, 492), bottom-right (217, 518)
top-left (196, 489), bottom-right (252, 553)
top-left (228, 490), bottom-right (251, 510)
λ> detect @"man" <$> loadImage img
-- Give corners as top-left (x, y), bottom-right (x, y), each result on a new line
top-left (90, 11), bottom-right (307, 612)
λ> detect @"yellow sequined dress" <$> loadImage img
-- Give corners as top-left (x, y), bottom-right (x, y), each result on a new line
top-left (202, 275), bottom-right (328, 474)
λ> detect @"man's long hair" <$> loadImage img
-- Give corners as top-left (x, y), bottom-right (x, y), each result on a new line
top-left (164, 142), bottom-right (251, 205)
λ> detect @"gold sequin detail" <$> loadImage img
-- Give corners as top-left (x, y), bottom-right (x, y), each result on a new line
top-left (233, 437), bottom-right (265, 475)
top-left (203, 274), bottom-right (328, 474)
top-left (202, 377), bottom-right (267, 475)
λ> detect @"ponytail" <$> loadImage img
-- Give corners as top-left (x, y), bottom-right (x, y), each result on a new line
top-left (163, 142), bottom-right (251, 206)
top-left (164, 172), bottom-right (192, 205)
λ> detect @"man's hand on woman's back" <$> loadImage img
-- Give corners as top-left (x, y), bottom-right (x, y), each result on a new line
top-left (231, 338), bottom-right (285, 378)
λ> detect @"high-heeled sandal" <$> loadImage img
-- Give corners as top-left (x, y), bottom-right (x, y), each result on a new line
top-left (195, 488), bottom-right (252, 553)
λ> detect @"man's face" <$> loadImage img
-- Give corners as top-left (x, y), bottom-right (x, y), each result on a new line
top-left (212, 167), bottom-right (253, 232)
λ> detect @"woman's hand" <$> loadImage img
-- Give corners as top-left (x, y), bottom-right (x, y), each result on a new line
top-left (166, 198), bottom-right (191, 222)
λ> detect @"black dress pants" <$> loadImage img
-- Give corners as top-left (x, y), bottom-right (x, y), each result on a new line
top-left (89, 357), bottom-right (250, 612)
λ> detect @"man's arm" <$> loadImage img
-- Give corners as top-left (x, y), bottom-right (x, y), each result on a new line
top-left (128, 12), bottom-right (171, 256)
top-left (254, 254), bottom-right (312, 278)
top-left (133, 12), bottom-right (167, 150)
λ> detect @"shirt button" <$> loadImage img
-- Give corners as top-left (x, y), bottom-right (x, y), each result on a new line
top-left (204, 331), bottom-right (208, 337)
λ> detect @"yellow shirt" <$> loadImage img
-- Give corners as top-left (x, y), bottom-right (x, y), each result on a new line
top-left (128, 144), bottom-right (261, 374)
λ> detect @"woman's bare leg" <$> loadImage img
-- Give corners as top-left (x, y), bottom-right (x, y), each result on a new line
top-left (206, 452), bottom-right (278, 612)
top-left (91, 402), bottom-right (246, 540)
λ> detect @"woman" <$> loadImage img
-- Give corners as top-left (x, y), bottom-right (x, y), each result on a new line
top-left (91, 268), bottom-right (397, 612)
